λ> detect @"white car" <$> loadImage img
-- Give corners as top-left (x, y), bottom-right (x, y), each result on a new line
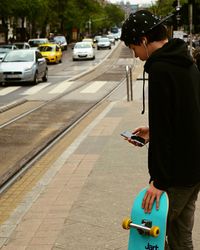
top-left (94, 35), bottom-right (102, 43)
top-left (72, 42), bottom-right (95, 61)
top-left (111, 32), bottom-right (121, 40)
top-left (97, 37), bottom-right (111, 50)
top-left (13, 42), bottom-right (31, 49)
top-left (0, 44), bottom-right (18, 61)
top-left (106, 35), bottom-right (115, 45)
top-left (28, 38), bottom-right (49, 49)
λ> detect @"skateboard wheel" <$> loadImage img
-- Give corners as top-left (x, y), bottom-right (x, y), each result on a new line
top-left (122, 218), bottom-right (132, 230)
top-left (150, 226), bottom-right (160, 237)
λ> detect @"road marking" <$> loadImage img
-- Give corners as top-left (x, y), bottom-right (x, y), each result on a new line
top-left (0, 87), bottom-right (21, 96)
top-left (21, 83), bottom-right (51, 95)
top-left (49, 81), bottom-right (74, 94)
top-left (81, 81), bottom-right (107, 93)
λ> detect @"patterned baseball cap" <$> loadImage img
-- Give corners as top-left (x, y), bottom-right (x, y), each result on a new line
top-left (121, 10), bottom-right (163, 45)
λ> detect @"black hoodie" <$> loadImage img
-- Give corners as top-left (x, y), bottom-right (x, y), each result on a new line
top-left (144, 38), bottom-right (200, 190)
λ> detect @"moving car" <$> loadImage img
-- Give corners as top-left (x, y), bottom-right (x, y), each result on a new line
top-left (0, 49), bottom-right (48, 85)
top-left (13, 42), bottom-right (31, 49)
top-left (53, 35), bottom-right (67, 50)
top-left (72, 42), bottom-right (95, 61)
top-left (93, 35), bottom-right (102, 43)
top-left (97, 37), bottom-right (111, 50)
top-left (82, 38), bottom-right (95, 48)
top-left (106, 34), bottom-right (115, 45)
top-left (28, 38), bottom-right (49, 49)
top-left (0, 44), bottom-right (18, 61)
top-left (111, 32), bottom-right (121, 40)
top-left (38, 43), bottom-right (62, 64)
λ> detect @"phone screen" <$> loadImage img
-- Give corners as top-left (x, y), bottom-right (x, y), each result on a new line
top-left (121, 131), bottom-right (145, 146)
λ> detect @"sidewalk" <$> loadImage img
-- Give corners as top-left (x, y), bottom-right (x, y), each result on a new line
top-left (0, 66), bottom-right (200, 249)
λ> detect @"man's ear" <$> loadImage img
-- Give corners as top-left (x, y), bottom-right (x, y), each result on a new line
top-left (142, 37), bottom-right (147, 45)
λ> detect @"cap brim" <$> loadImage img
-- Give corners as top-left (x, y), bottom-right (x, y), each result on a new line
top-left (149, 12), bottom-right (176, 31)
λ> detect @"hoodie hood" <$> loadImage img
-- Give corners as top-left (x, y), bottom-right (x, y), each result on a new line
top-left (141, 38), bottom-right (194, 114)
top-left (144, 38), bottom-right (193, 73)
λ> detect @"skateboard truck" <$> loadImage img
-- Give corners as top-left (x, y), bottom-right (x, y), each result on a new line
top-left (122, 218), bottom-right (160, 237)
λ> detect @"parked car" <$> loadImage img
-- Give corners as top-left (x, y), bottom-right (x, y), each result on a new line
top-left (0, 44), bottom-right (18, 61)
top-left (53, 35), bottom-right (67, 50)
top-left (97, 37), bottom-right (111, 50)
top-left (28, 38), bottom-right (49, 49)
top-left (13, 42), bottom-right (31, 49)
top-left (82, 38), bottom-right (95, 48)
top-left (0, 49), bottom-right (48, 85)
top-left (106, 34), bottom-right (115, 45)
top-left (72, 42), bottom-right (95, 61)
top-left (38, 43), bottom-right (62, 64)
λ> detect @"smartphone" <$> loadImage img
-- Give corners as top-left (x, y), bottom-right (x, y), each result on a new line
top-left (120, 131), bottom-right (145, 146)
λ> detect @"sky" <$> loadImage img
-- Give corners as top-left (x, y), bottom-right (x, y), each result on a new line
top-left (108, 0), bottom-right (156, 6)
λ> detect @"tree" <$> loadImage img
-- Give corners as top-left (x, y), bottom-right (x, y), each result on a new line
top-left (0, 0), bottom-right (15, 42)
top-left (104, 3), bottom-right (124, 30)
top-left (0, 0), bottom-right (125, 42)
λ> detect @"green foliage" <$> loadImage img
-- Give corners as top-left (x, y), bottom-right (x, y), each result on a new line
top-left (1, 0), bottom-right (124, 40)
top-left (104, 4), bottom-right (124, 29)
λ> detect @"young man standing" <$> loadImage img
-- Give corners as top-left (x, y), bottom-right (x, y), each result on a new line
top-left (121, 10), bottom-right (200, 249)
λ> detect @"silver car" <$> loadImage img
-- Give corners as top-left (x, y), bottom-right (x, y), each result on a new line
top-left (72, 42), bottom-right (95, 61)
top-left (97, 37), bottom-right (111, 50)
top-left (53, 36), bottom-right (68, 50)
top-left (0, 49), bottom-right (48, 85)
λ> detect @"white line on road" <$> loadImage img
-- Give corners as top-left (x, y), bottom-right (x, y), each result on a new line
top-left (49, 81), bottom-right (74, 94)
top-left (81, 81), bottom-right (107, 93)
top-left (21, 83), bottom-right (51, 95)
top-left (0, 87), bottom-right (21, 96)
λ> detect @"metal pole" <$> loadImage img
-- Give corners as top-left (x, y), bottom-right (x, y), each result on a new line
top-left (176, 0), bottom-right (181, 29)
top-left (189, 3), bottom-right (193, 56)
top-left (126, 65), bottom-right (133, 102)
top-left (126, 65), bottom-right (130, 101)
top-left (129, 67), bottom-right (133, 101)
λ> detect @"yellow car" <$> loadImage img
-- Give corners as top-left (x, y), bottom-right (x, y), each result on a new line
top-left (38, 43), bottom-right (62, 64)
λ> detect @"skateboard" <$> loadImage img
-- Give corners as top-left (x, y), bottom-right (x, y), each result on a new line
top-left (122, 188), bottom-right (169, 250)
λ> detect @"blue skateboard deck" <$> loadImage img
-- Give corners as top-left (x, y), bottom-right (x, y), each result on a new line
top-left (123, 188), bottom-right (169, 250)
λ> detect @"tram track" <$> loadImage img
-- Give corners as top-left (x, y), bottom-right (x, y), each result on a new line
top-left (0, 43), bottom-right (134, 192)
top-left (0, 43), bottom-right (125, 126)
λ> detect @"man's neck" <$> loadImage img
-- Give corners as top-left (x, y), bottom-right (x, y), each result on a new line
top-left (148, 39), bottom-right (168, 55)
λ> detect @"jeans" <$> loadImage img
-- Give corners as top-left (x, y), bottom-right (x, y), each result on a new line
top-left (165, 183), bottom-right (200, 250)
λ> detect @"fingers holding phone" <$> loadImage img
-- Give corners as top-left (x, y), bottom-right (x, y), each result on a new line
top-left (120, 130), bottom-right (146, 147)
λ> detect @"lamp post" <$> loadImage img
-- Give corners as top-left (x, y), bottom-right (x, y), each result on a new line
top-left (176, 0), bottom-right (181, 28)
top-left (188, 1), bottom-right (193, 56)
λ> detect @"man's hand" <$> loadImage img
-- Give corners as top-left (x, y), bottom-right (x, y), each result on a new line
top-left (142, 182), bottom-right (163, 213)
top-left (127, 126), bottom-right (149, 147)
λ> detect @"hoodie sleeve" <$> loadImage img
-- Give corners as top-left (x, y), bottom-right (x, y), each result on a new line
top-left (148, 62), bottom-right (174, 190)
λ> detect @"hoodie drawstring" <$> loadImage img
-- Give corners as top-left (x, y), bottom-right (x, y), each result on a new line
top-left (141, 70), bottom-right (146, 114)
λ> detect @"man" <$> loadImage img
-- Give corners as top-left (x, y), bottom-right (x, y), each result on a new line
top-left (121, 10), bottom-right (200, 249)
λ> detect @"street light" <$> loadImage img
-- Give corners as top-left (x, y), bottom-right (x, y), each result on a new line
top-left (188, 1), bottom-right (193, 56)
